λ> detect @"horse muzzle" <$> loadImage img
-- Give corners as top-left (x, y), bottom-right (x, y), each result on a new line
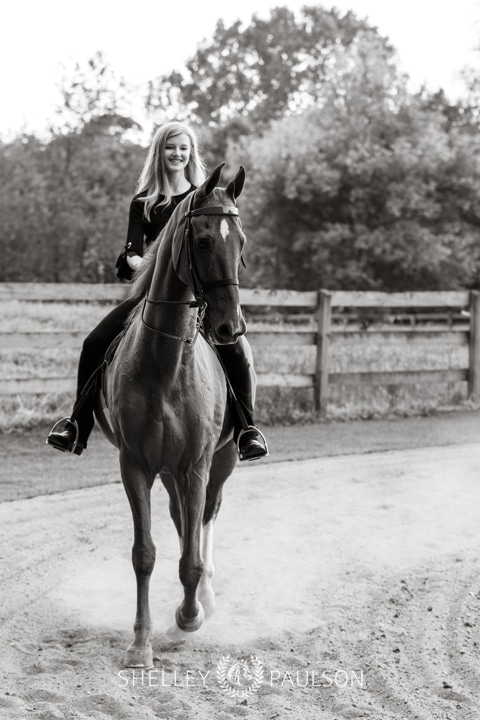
top-left (209, 309), bottom-right (247, 345)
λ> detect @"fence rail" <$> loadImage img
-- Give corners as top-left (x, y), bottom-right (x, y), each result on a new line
top-left (1, 283), bottom-right (478, 416)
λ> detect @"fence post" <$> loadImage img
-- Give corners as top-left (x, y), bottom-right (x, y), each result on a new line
top-left (315, 289), bottom-right (332, 417)
top-left (469, 290), bottom-right (480, 400)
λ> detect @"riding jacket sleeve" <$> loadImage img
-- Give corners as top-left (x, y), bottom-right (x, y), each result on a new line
top-left (125, 196), bottom-right (146, 259)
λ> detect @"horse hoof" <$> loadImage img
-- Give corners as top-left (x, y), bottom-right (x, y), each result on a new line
top-left (123, 643), bottom-right (154, 669)
top-left (175, 602), bottom-right (204, 632)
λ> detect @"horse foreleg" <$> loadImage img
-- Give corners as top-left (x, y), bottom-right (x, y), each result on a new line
top-left (175, 469), bottom-right (206, 633)
top-left (198, 519), bottom-right (216, 617)
top-left (198, 443), bottom-right (237, 619)
top-left (160, 471), bottom-right (183, 553)
top-left (121, 458), bottom-right (156, 668)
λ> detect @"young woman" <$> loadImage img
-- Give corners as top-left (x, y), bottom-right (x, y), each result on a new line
top-left (47, 121), bottom-right (268, 461)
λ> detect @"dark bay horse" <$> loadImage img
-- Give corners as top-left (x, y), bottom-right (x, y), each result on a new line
top-left (94, 163), bottom-right (251, 668)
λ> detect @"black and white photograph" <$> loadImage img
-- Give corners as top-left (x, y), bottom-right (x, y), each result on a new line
top-left (1, 1), bottom-right (480, 718)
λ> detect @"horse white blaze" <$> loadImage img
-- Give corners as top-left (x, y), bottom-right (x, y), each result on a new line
top-left (220, 219), bottom-right (230, 241)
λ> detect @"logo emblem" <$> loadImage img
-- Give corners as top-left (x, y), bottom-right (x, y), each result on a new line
top-left (216, 654), bottom-right (264, 698)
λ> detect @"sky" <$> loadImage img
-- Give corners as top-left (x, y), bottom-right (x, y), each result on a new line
top-left (2, 0), bottom-right (480, 138)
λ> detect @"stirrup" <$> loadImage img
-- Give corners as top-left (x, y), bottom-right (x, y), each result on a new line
top-left (46, 416), bottom-right (79, 454)
top-left (236, 425), bottom-right (269, 462)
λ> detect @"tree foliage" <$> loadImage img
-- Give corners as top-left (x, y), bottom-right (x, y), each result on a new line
top-left (1, 54), bottom-right (144, 283)
top-left (147, 6), bottom-right (401, 128)
top-left (1, 9), bottom-right (479, 290)
top-left (1, 127), bottom-right (144, 282)
top-left (224, 32), bottom-right (480, 292)
top-left (228, 89), bottom-right (480, 290)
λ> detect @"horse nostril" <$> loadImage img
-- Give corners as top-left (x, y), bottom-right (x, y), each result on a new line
top-left (217, 323), bottom-right (231, 337)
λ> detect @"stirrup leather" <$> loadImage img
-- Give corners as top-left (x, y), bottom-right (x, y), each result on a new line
top-left (46, 416), bottom-right (79, 454)
top-left (236, 425), bottom-right (269, 461)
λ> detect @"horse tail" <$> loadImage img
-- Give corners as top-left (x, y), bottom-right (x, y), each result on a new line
top-left (127, 236), bottom-right (161, 305)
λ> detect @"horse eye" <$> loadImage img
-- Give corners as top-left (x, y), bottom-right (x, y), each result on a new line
top-left (196, 236), bottom-right (211, 250)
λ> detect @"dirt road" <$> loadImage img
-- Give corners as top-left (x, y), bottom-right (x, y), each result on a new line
top-left (1, 444), bottom-right (480, 719)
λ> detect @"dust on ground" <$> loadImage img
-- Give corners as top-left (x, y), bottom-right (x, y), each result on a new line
top-left (1, 443), bottom-right (480, 719)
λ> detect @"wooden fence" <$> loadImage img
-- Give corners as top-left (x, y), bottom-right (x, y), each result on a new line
top-left (1, 283), bottom-right (479, 416)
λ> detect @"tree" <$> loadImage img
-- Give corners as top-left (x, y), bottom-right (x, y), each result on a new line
top-left (227, 73), bottom-right (480, 291)
top-left (52, 51), bottom-right (137, 135)
top-left (0, 135), bottom-right (53, 281)
top-left (146, 5), bottom-right (399, 128)
top-left (0, 54), bottom-right (147, 283)
top-left (41, 124), bottom-right (145, 282)
top-left (0, 127), bottom-right (146, 283)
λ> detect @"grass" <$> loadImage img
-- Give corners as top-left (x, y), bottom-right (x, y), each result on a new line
top-left (0, 301), bottom-right (114, 430)
top-left (0, 299), bottom-right (476, 429)
top-left (0, 300), bottom-right (113, 331)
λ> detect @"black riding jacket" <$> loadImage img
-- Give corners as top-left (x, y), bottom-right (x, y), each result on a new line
top-left (125, 186), bottom-right (195, 259)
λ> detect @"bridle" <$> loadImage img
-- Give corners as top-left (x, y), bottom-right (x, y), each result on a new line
top-left (142, 193), bottom-right (242, 345)
top-left (183, 194), bottom-right (241, 303)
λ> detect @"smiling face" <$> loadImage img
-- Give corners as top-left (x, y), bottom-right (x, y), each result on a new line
top-left (164, 132), bottom-right (191, 177)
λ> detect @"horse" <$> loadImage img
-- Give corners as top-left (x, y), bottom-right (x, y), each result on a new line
top-left (94, 163), bottom-right (251, 669)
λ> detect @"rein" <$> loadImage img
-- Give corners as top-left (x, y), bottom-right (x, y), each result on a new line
top-left (141, 195), bottom-right (241, 345)
top-left (141, 295), bottom-right (207, 345)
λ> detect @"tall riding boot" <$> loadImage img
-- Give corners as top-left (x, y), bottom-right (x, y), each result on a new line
top-left (46, 298), bottom-right (135, 456)
top-left (46, 349), bottom-right (98, 455)
top-left (216, 339), bottom-right (268, 461)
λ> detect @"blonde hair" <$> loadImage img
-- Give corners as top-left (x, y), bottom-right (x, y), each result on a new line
top-left (136, 121), bottom-right (206, 221)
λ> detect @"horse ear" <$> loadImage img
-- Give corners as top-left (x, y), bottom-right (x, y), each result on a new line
top-left (194, 162), bottom-right (225, 207)
top-left (225, 166), bottom-right (245, 201)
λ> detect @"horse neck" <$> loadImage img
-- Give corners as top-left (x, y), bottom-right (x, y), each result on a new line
top-left (140, 228), bottom-right (198, 353)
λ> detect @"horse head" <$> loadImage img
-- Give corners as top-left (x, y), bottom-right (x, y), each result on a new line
top-left (173, 163), bottom-right (247, 344)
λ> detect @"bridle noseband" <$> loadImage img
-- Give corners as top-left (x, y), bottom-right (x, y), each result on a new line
top-left (142, 194), bottom-right (242, 345)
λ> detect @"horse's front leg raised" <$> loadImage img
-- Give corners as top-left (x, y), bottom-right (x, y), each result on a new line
top-left (198, 443), bottom-right (237, 617)
top-left (120, 455), bottom-right (156, 668)
top-left (175, 468), bottom-right (207, 632)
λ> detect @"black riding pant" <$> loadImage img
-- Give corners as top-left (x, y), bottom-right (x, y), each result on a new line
top-left (70, 298), bottom-right (136, 443)
top-left (70, 299), bottom-right (255, 444)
